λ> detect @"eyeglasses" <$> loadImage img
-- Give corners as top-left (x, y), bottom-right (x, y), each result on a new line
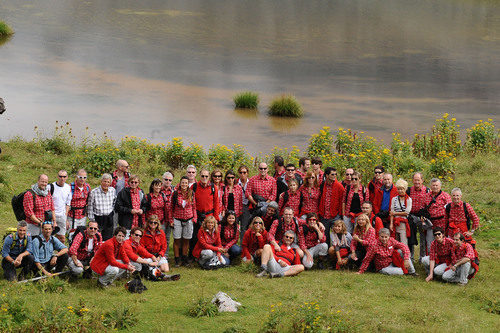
top-left (133, 233), bottom-right (142, 237)
top-left (88, 227), bottom-right (98, 230)
top-left (42, 221), bottom-right (53, 225)
top-left (254, 222), bottom-right (263, 225)
top-left (226, 176), bottom-right (235, 179)
top-left (286, 169), bottom-right (295, 172)
top-left (239, 171), bottom-right (247, 174)
top-left (374, 171), bottom-right (383, 174)
top-left (308, 218), bottom-right (317, 221)
top-left (187, 171), bottom-right (196, 174)
top-left (329, 173), bottom-right (337, 176)
top-left (352, 178), bottom-right (358, 181)
top-left (434, 232), bottom-right (442, 236)
top-left (58, 175), bottom-right (68, 178)
top-left (149, 221), bottom-right (159, 225)
top-left (259, 167), bottom-right (267, 170)
top-left (77, 176), bottom-right (87, 179)
top-left (213, 175), bottom-right (222, 178)
top-left (284, 236), bottom-right (294, 240)
top-left (312, 162), bottom-right (321, 165)
top-left (345, 173), bottom-right (353, 177)
top-left (201, 175), bottom-right (209, 178)
top-left (163, 178), bottom-right (173, 182)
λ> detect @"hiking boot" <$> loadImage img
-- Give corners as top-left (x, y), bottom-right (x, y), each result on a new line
top-left (409, 272), bottom-right (419, 277)
top-left (174, 257), bottom-right (181, 268)
top-left (82, 269), bottom-right (93, 279)
top-left (162, 274), bottom-right (181, 281)
top-left (255, 270), bottom-right (269, 278)
top-left (181, 256), bottom-right (189, 267)
top-left (97, 281), bottom-right (109, 289)
top-left (269, 272), bottom-right (283, 279)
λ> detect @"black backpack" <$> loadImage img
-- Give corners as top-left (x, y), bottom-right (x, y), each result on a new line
top-left (11, 189), bottom-right (36, 221)
top-left (445, 202), bottom-right (471, 230)
top-left (69, 226), bottom-right (102, 250)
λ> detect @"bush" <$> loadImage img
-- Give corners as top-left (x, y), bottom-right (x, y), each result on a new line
top-left (187, 298), bottom-right (219, 318)
top-left (74, 145), bottom-right (128, 177)
top-left (35, 276), bottom-right (69, 293)
top-left (184, 142), bottom-right (208, 166)
top-left (0, 21), bottom-right (13, 36)
top-left (164, 137), bottom-right (185, 169)
top-left (290, 301), bottom-right (323, 333)
top-left (234, 91), bottom-right (259, 109)
top-left (35, 122), bottom-right (75, 155)
top-left (308, 127), bottom-right (334, 158)
top-left (428, 150), bottom-right (456, 180)
top-left (268, 95), bottom-right (303, 118)
top-left (413, 113), bottom-right (461, 159)
top-left (465, 119), bottom-right (498, 153)
top-left (208, 144), bottom-right (234, 170)
top-left (102, 306), bottom-right (137, 330)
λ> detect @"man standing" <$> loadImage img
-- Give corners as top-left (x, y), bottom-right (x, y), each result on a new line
top-left (2, 221), bottom-right (34, 281)
top-left (23, 174), bottom-right (55, 236)
top-left (373, 173), bottom-right (398, 228)
top-left (87, 173), bottom-right (116, 241)
top-left (407, 172), bottom-right (430, 259)
top-left (445, 188), bottom-right (480, 238)
top-left (296, 157), bottom-right (311, 179)
top-left (423, 227), bottom-right (454, 282)
top-left (367, 165), bottom-right (384, 200)
top-left (341, 168), bottom-right (354, 188)
top-left (49, 170), bottom-right (72, 243)
top-left (111, 159), bottom-right (130, 193)
top-left (442, 233), bottom-right (476, 285)
top-left (186, 165), bottom-right (197, 187)
top-left (238, 165), bottom-right (251, 242)
top-left (318, 167), bottom-right (344, 245)
top-left (161, 171), bottom-right (175, 250)
top-left (67, 221), bottom-right (102, 277)
top-left (67, 169), bottom-right (91, 237)
top-left (273, 156), bottom-right (285, 180)
top-left (31, 222), bottom-right (69, 277)
top-left (276, 163), bottom-right (303, 201)
top-left (311, 157), bottom-right (324, 183)
top-left (423, 178), bottom-right (452, 235)
top-left (246, 162), bottom-right (277, 212)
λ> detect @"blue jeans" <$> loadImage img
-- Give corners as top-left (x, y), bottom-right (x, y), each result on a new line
top-left (227, 245), bottom-right (242, 264)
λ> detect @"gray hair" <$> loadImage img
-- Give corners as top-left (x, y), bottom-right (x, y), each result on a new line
top-left (267, 201), bottom-right (278, 210)
top-left (451, 187), bottom-right (462, 195)
top-left (17, 221), bottom-right (27, 228)
top-left (430, 178), bottom-right (441, 185)
top-left (101, 173), bottom-right (112, 181)
top-left (284, 229), bottom-right (296, 242)
top-left (412, 172), bottom-right (424, 180)
top-left (162, 171), bottom-right (173, 179)
top-left (379, 228), bottom-right (390, 236)
top-left (186, 165), bottom-right (196, 171)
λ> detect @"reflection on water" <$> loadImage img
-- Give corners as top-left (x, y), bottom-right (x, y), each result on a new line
top-left (0, 0), bottom-right (499, 153)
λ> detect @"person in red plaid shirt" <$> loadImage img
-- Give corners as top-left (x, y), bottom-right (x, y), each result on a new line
top-left (273, 156), bottom-right (285, 180)
top-left (268, 207), bottom-right (306, 257)
top-left (422, 227), bottom-right (454, 282)
top-left (241, 217), bottom-right (268, 263)
top-left (445, 188), bottom-right (480, 238)
top-left (311, 157), bottom-right (324, 184)
top-left (367, 165), bottom-right (384, 200)
top-left (318, 167), bottom-right (345, 245)
top-left (161, 171), bottom-right (175, 251)
top-left (423, 178), bottom-right (452, 232)
top-left (296, 157), bottom-right (311, 179)
top-left (23, 174), bottom-right (55, 236)
top-left (218, 211), bottom-right (241, 264)
top-left (301, 213), bottom-right (328, 269)
top-left (406, 172), bottom-right (431, 260)
top-left (357, 228), bottom-right (416, 275)
top-left (115, 175), bottom-right (147, 236)
top-left (67, 221), bottom-right (102, 278)
top-left (349, 214), bottom-right (377, 269)
top-left (67, 169), bottom-right (91, 237)
top-left (442, 233), bottom-right (476, 285)
top-left (278, 178), bottom-right (301, 216)
top-left (246, 162), bottom-right (277, 211)
top-left (299, 171), bottom-right (321, 218)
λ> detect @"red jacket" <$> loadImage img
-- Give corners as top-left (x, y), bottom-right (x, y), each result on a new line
top-left (318, 180), bottom-right (344, 219)
top-left (123, 239), bottom-right (153, 262)
top-left (194, 181), bottom-right (220, 220)
top-left (272, 243), bottom-right (301, 266)
top-left (369, 213), bottom-right (384, 235)
top-left (372, 186), bottom-right (398, 214)
top-left (90, 237), bottom-right (129, 275)
top-left (192, 228), bottom-right (222, 258)
top-left (140, 228), bottom-right (167, 257)
top-left (241, 229), bottom-right (268, 260)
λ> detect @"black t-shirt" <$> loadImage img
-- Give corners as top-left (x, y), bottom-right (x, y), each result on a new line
top-left (350, 193), bottom-right (361, 213)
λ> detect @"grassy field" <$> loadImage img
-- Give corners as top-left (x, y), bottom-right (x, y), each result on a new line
top-left (0, 139), bottom-right (498, 332)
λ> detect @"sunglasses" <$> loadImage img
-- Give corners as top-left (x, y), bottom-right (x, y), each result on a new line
top-left (42, 221), bottom-right (53, 225)
top-left (329, 173), bottom-right (337, 176)
top-left (213, 175), bottom-right (222, 178)
top-left (434, 232), bottom-right (443, 236)
top-left (201, 175), bottom-right (209, 178)
top-left (58, 175), bottom-right (68, 178)
top-left (164, 178), bottom-right (173, 182)
top-left (254, 222), bottom-right (263, 225)
top-left (88, 227), bottom-right (98, 230)
top-left (284, 236), bottom-right (294, 240)
top-left (286, 169), bottom-right (295, 172)
top-left (226, 176), bottom-right (235, 179)
top-left (374, 171), bottom-right (383, 174)
top-left (345, 173), bottom-right (353, 176)
top-left (187, 171), bottom-right (196, 174)
top-left (77, 176), bottom-right (87, 179)
top-left (149, 221), bottom-right (159, 225)
top-left (239, 171), bottom-right (248, 174)
top-left (259, 167), bottom-right (268, 170)
top-left (352, 178), bottom-right (358, 181)
top-left (308, 218), bottom-right (317, 221)
top-left (133, 233), bottom-right (142, 237)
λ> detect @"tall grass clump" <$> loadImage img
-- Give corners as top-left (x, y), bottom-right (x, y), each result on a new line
top-left (268, 95), bottom-right (303, 118)
top-left (233, 91), bottom-right (259, 109)
top-left (0, 21), bottom-right (14, 36)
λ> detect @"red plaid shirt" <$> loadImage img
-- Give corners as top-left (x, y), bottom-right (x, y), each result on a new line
top-left (129, 188), bottom-right (142, 229)
top-left (446, 201), bottom-right (480, 236)
top-left (111, 170), bottom-right (129, 189)
top-left (408, 186), bottom-right (429, 214)
top-left (146, 193), bottom-right (166, 223)
top-left (273, 169), bottom-right (285, 180)
top-left (219, 224), bottom-right (240, 250)
top-left (302, 225), bottom-right (326, 249)
top-left (314, 170), bottom-right (324, 184)
top-left (68, 231), bottom-right (102, 260)
top-left (429, 237), bottom-right (454, 265)
top-left (359, 237), bottom-right (410, 273)
top-left (451, 242), bottom-right (475, 264)
top-left (299, 186), bottom-right (320, 216)
top-left (161, 186), bottom-right (174, 225)
top-left (222, 184), bottom-right (243, 216)
top-left (319, 180), bottom-right (344, 219)
top-left (268, 218), bottom-right (306, 249)
top-left (351, 227), bottom-right (376, 253)
top-left (216, 185), bottom-right (224, 216)
top-left (246, 175), bottom-right (277, 202)
top-left (171, 191), bottom-right (197, 223)
top-left (278, 191), bottom-right (301, 216)
top-left (344, 185), bottom-right (369, 214)
top-left (368, 178), bottom-right (383, 201)
top-left (425, 191), bottom-right (452, 229)
top-left (272, 244), bottom-right (301, 266)
top-left (23, 191), bottom-right (54, 224)
top-left (68, 183), bottom-right (91, 219)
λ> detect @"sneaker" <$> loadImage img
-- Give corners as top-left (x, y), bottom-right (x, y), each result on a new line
top-left (269, 272), bottom-right (283, 279)
top-left (162, 274), bottom-right (181, 281)
top-left (255, 270), bottom-right (269, 278)
top-left (174, 257), bottom-right (181, 268)
top-left (409, 272), bottom-right (419, 277)
top-left (97, 281), bottom-right (109, 289)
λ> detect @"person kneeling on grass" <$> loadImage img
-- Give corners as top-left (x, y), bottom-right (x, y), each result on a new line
top-left (441, 232), bottom-right (477, 285)
top-left (90, 227), bottom-right (135, 288)
top-left (123, 227), bottom-right (160, 272)
top-left (241, 217), bottom-right (268, 264)
top-left (193, 215), bottom-right (228, 269)
top-left (301, 213), bottom-right (328, 269)
top-left (256, 230), bottom-right (305, 278)
top-left (328, 219), bottom-right (352, 270)
top-left (357, 228), bottom-right (416, 276)
top-left (2, 221), bottom-right (34, 281)
top-left (422, 227), bottom-right (454, 282)
top-left (67, 221), bottom-right (102, 278)
top-left (31, 221), bottom-right (69, 277)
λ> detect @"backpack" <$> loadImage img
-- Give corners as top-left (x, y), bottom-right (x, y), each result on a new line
top-left (281, 191), bottom-right (304, 214)
top-left (445, 202), bottom-right (471, 230)
top-left (344, 185), bottom-right (366, 204)
top-left (125, 275), bottom-right (148, 293)
top-left (2, 228), bottom-right (27, 251)
top-left (191, 182), bottom-right (215, 195)
top-left (69, 226), bottom-right (102, 250)
top-left (69, 182), bottom-right (91, 214)
top-left (33, 235), bottom-right (56, 250)
top-left (11, 189), bottom-right (36, 221)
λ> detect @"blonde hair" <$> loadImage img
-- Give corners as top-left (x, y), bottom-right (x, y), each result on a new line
top-left (202, 215), bottom-right (218, 230)
top-left (332, 219), bottom-right (347, 235)
top-left (250, 217), bottom-right (264, 231)
top-left (395, 178), bottom-right (408, 191)
top-left (354, 214), bottom-right (371, 234)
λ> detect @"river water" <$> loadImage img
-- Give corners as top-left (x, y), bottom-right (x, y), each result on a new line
top-left (0, 0), bottom-right (499, 153)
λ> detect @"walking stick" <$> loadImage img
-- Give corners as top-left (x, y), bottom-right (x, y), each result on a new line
top-left (17, 270), bottom-right (71, 283)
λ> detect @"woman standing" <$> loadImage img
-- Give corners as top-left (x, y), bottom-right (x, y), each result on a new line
top-left (219, 211), bottom-right (241, 264)
top-left (170, 176), bottom-right (197, 267)
top-left (145, 179), bottom-right (167, 225)
top-left (390, 179), bottom-right (412, 246)
top-left (115, 175), bottom-right (147, 236)
top-left (278, 178), bottom-right (301, 217)
top-left (193, 215), bottom-right (228, 268)
top-left (210, 169), bottom-right (225, 220)
top-left (222, 170), bottom-right (243, 219)
top-left (342, 171), bottom-right (369, 234)
top-left (299, 171), bottom-right (321, 218)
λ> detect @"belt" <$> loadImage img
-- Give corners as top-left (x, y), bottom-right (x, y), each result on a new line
top-left (176, 218), bottom-right (191, 223)
top-left (197, 209), bottom-right (214, 215)
top-left (430, 215), bottom-right (444, 221)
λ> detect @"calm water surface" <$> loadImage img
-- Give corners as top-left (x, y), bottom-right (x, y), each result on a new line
top-left (0, 0), bottom-right (499, 153)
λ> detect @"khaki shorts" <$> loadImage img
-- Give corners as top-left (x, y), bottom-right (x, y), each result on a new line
top-left (173, 219), bottom-right (193, 239)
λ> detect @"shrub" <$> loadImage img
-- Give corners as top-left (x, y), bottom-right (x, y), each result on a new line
top-left (290, 301), bottom-right (323, 333)
top-left (35, 276), bottom-right (69, 293)
top-left (234, 91), bottom-right (259, 109)
top-left (102, 306), bottom-right (137, 330)
top-left (187, 298), bottom-right (219, 318)
top-left (208, 144), bottom-right (234, 170)
top-left (231, 144), bottom-right (253, 170)
top-left (268, 95), bottom-right (303, 118)
top-left (308, 127), bottom-right (334, 158)
top-left (0, 21), bottom-right (13, 36)
top-left (465, 119), bottom-right (498, 153)
top-left (164, 137), bottom-right (185, 169)
top-left (413, 113), bottom-right (461, 159)
top-left (35, 122), bottom-right (75, 155)
top-left (184, 142), bottom-right (208, 166)
top-left (259, 303), bottom-right (283, 333)
top-left (428, 150), bottom-right (456, 180)
top-left (74, 146), bottom-right (128, 177)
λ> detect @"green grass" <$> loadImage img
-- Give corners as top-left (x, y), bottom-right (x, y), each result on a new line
top-left (233, 91), bottom-right (259, 109)
top-left (268, 94), bottom-right (304, 118)
top-left (0, 139), bottom-right (499, 332)
top-left (0, 21), bottom-right (14, 36)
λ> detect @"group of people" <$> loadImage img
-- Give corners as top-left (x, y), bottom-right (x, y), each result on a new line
top-left (2, 157), bottom-right (480, 286)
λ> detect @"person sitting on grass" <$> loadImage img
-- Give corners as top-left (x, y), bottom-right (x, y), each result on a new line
top-left (140, 215), bottom-right (170, 274)
top-left (442, 232), bottom-right (477, 285)
top-left (256, 230), bottom-right (304, 278)
top-left (357, 228), bottom-right (416, 276)
top-left (268, 207), bottom-right (306, 258)
top-left (301, 213), bottom-right (328, 270)
top-left (218, 211), bottom-right (241, 264)
top-left (193, 215), bottom-right (228, 269)
top-left (123, 227), bottom-right (159, 273)
top-left (349, 214), bottom-right (376, 270)
top-left (90, 227), bottom-right (135, 288)
top-left (2, 221), bottom-right (34, 281)
top-left (422, 227), bottom-right (454, 282)
top-left (328, 219), bottom-right (352, 270)
top-left (241, 217), bottom-right (268, 264)
top-left (255, 201), bottom-right (279, 231)
top-left (67, 221), bottom-right (102, 278)
top-left (31, 221), bottom-right (69, 277)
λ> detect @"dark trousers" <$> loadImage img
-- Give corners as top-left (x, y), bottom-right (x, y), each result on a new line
top-left (239, 204), bottom-right (251, 243)
top-left (2, 255), bottom-right (35, 281)
top-left (34, 253), bottom-right (69, 275)
top-left (95, 212), bottom-right (114, 241)
top-left (189, 220), bottom-right (202, 258)
top-left (320, 217), bottom-right (337, 246)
